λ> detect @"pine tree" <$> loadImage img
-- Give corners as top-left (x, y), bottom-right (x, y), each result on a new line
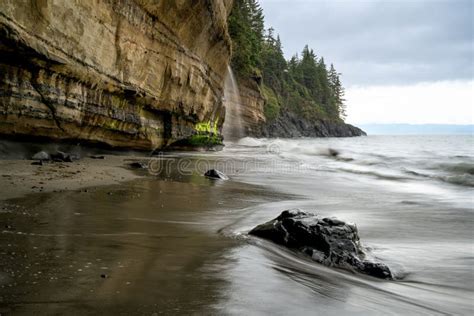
top-left (329, 64), bottom-right (346, 119)
top-left (228, 0), bottom-right (265, 77)
top-left (228, 1), bottom-right (348, 122)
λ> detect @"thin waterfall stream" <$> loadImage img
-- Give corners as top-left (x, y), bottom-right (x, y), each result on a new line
top-left (222, 66), bottom-right (244, 141)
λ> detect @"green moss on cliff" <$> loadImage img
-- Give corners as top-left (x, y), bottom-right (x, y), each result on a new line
top-left (188, 134), bottom-right (222, 146)
top-left (261, 85), bottom-right (280, 121)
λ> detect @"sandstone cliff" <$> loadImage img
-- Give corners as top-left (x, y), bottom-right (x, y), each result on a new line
top-left (0, 0), bottom-right (232, 150)
top-left (238, 79), bottom-right (265, 136)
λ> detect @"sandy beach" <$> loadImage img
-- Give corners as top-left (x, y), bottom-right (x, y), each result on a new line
top-left (0, 155), bottom-right (151, 201)
top-left (0, 151), bottom-right (285, 315)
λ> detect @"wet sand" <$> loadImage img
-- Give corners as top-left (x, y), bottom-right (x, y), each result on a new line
top-left (0, 155), bottom-right (287, 315)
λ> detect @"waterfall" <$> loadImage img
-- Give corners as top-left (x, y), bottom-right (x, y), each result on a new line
top-left (222, 66), bottom-right (244, 141)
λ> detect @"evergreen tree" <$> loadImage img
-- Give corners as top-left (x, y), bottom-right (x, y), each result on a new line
top-left (228, 0), bottom-right (348, 122)
top-left (228, 0), bottom-right (265, 77)
top-left (329, 64), bottom-right (346, 118)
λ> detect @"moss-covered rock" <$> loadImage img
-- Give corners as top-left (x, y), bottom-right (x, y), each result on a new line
top-left (165, 133), bottom-right (224, 151)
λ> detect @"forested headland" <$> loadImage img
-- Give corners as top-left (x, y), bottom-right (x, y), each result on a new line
top-left (228, 0), bottom-right (347, 124)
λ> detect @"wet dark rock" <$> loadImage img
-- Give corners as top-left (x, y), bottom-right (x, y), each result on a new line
top-left (249, 209), bottom-right (393, 279)
top-left (100, 274), bottom-right (108, 279)
top-left (31, 161), bottom-right (43, 166)
top-left (31, 151), bottom-right (49, 161)
top-left (204, 169), bottom-right (229, 180)
top-left (129, 162), bottom-right (148, 169)
top-left (90, 155), bottom-right (105, 159)
top-left (50, 150), bottom-right (68, 161)
top-left (251, 111), bottom-right (366, 138)
top-left (50, 150), bottom-right (79, 162)
top-left (328, 148), bottom-right (340, 157)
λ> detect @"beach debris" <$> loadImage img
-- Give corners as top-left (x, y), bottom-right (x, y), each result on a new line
top-left (31, 150), bottom-right (79, 162)
top-left (31, 160), bottom-right (44, 166)
top-left (129, 161), bottom-right (148, 169)
top-left (249, 209), bottom-right (393, 279)
top-left (204, 169), bottom-right (229, 180)
top-left (31, 151), bottom-right (49, 161)
top-left (89, 155), bottom-right (105, 159)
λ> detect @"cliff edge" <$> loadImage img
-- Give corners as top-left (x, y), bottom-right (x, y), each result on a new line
top-left (0, 0), bottom-right (232, 150)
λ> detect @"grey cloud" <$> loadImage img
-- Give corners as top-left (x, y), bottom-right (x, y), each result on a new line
top-left (259, 0), bottom-right (473, 86)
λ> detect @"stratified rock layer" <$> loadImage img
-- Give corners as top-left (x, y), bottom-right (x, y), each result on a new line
top-left (249, 209), bottom-right (392, 279)
top-left (0, 0), bottom-right (232, 149)
top-left (238, 80), bottom-right (266, 136)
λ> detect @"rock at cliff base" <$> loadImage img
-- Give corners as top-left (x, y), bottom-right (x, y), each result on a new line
top-left (204, 169), bottom-right (229, 180)
top-left (0, 1), bottom-right (231, 150)
top-left (50, 151), bottom-right (79, 162)
top-left (129, 162), bottom-right (148, 169)
top-left (31, 151), bottom-right (50, 161)
top-left (249, 209), bottom-right (393, 279)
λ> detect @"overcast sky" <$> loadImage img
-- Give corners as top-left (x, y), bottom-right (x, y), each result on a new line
top-left (259, 0), bottom-right (473, 125)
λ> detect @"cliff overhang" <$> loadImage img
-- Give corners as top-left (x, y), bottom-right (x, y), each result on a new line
top-left (0, 0), bottom-right (233, 150)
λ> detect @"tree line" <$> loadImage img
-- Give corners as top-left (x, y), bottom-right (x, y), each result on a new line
top-left (228, 0), bottom-right (346, 121)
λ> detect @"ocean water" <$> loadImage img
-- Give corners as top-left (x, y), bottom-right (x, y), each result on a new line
top-left (213, 135), bottom-right (474, 314)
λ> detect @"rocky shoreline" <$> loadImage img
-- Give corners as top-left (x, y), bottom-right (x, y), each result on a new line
top-left (253, 111), bottom-right (366, 138)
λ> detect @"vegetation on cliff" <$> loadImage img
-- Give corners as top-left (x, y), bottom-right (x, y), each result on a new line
top-left (228, 0), bottom-right (347, 123)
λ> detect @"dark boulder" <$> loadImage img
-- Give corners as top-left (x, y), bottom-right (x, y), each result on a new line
top-left (129, 161), bottom-right (148, 169)
top-left (328, 148), bottom-right (340, 157)
top-left (249, 209), bottom-right (392, 279)
top-left (204, 169), bottom-right (229, 180)
top-left (51, 150), bottom-right (67, 161)
top-left (50, 150), bottom-right (79, 162)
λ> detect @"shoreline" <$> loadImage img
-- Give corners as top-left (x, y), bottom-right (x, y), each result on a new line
top-left (0, 155), bottom-right (151, 201)
top-left (0, 154), bottom-right (286, 315)
top-left (0, 136), bottom-right (473, 314)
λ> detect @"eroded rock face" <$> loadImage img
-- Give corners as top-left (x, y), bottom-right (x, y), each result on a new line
top-left (249, 209), bottom-right (392, 279)
top-left (235, 80), bottom-right (366, 138)
top-left (248, 110), bottom-right (366, 138)
top-left (0, 0), bottom-right (232, 150)
top-left (237, 80), bottom-right (266, 136)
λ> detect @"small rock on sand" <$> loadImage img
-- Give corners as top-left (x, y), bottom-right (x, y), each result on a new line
top-left (129, 162), bottom-right (148, 169)
top-left (204, 169), bottom-right (229, 180)
top-left (32, 151), bottom-right (49, 161)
